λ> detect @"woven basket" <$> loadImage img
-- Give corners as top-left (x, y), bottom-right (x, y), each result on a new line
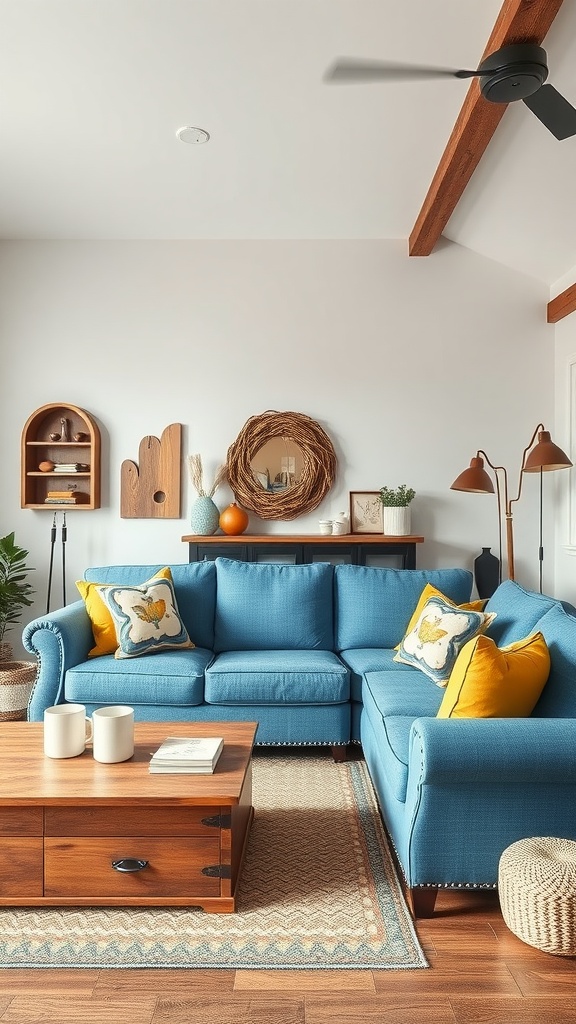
top-left (0, 660), bottom-right (37, 722)
top-left (0, 642), bottom-right (13, 663)
top-left (499, 836), bottom-right (576, 956)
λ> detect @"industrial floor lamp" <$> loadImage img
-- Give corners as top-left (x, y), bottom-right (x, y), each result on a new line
top-left (450, 425), bottom-right (572, 588)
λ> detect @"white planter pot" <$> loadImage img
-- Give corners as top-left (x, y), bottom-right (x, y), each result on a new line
top-left (382, 506), bottom-right (411, 536)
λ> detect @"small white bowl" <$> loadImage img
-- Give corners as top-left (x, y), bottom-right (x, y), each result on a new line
top-left (331, 521), bottom-right (348, 536)
top-left (318, 521), bottom-right (333, 535)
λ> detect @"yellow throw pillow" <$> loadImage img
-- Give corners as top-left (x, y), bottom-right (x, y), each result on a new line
top-left (437, 632), bottom-right (550, 719)
top-left (76, 567), bottom-right (172, 657)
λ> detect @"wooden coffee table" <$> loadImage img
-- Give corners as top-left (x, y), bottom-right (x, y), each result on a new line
top-left (0, 720), bottom-right (256, 912)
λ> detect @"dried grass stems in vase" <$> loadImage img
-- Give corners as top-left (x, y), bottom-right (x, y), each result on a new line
top-left (188, 454), bottom-right (228, 499)
top-left (187, 455), bottom-right (228, 536)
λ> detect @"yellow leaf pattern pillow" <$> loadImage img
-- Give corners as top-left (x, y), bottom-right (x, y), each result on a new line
top-left (97, 576), bottom-right (194, 659)
top-left (394, 593), bottom-right (496, 686)
top-left (76, 567), bottom-right (172, 657)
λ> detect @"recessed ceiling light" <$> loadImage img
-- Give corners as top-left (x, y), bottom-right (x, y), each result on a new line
top-left (176, 126), bottom-right (210, 145)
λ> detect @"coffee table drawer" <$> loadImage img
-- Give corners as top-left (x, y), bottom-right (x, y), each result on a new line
top-left (0, 808), bottom-right (43, 837)
top-left (0, 839), bottom-right (43, 896)
top-left (44, 837), bottom-right (222, 898)
top-left (45, 806), bottom-right (223, 837)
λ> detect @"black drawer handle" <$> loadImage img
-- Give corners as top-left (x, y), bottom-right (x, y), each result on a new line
top-left (111, 858), bottom-right (149, 873)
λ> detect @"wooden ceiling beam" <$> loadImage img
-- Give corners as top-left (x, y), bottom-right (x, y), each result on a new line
top-left (409, 0), bottom-right (566, 257)
top-left (547, 281), bottom-right (576, 322)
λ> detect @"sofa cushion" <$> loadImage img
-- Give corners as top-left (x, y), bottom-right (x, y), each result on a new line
top-left (362, 666), bottom-right (448, 803)
top-left (363, 668), bottom-right (443, 720)
top-left (483, 580), bottom-right (559, 647)
top-left (205, 650), bottom-right (349, 705)
top-left (85, 562), bottom-right (217, 650)
top-left (339, 648), bottom-right (415, 702)
top-left (437, 632), bottom-right (550, 719)
top-left (394, 593), bottom-right (494, 685)
top-left (532, 603), bottom-right (576, 718)
top-left (64, 648), bottom-right (213, 706)
top-left (361, 676), bottom-right (418, 802)
top-left (97, 576), bottom-right (194, 659)
top-left (334, 566), bottom-right (473, 651)
top-left (213, 558), bottom-right (334, 652)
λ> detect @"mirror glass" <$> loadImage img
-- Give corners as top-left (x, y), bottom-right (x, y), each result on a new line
top-left (251, 438), bottom-right (304, 492)
top-left (227, 410), bottom-right (337, 520)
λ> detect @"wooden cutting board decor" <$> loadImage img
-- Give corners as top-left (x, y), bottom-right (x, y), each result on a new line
top-left (120, 423), bottom-right (182, 518)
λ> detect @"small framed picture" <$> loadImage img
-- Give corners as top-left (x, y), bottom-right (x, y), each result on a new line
top-left (349, 491), bottom-right (383, 534)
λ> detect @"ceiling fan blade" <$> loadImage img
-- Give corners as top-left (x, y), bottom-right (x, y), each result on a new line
top-left (522, 84), bottom-right (576, 140)
top-left (323, 58), bottom-right (478, 84)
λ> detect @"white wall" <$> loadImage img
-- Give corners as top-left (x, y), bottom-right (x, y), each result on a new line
top-left (0, 240), bottom-right (553, 655)
top-left (553, 269), bottom-right (576, 604)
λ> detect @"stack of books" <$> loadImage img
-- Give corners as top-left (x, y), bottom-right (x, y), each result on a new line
top-left (44, 490), bottom-right (86, 505)
top-left (53, 463), bottom-right (89, 473)
top-left (149, 736), bottom-right (224, 774)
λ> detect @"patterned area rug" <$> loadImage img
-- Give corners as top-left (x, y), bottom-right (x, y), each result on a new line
top-left (0, 750), bottom-right (427, 970)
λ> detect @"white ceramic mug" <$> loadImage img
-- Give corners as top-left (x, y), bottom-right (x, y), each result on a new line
top-left (318, 520), bottom-right (333, 535)
top-left (44, 703), bottom-right (93, 758)
top-left (92, 705), bottom-right (134, 763)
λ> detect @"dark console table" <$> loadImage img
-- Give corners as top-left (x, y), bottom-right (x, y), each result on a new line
top-left (182, 534), bottom-right (424, 569)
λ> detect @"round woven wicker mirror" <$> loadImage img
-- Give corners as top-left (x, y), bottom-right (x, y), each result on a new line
top-left (226, 411), bottom-right (337, 520)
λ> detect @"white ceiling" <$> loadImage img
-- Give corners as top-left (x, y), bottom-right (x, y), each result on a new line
top-left (2, 0), bottom-right (576, 285)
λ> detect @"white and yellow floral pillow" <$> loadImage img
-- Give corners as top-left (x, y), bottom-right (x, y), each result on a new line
top-left (97, 576), bottom-right (194, 659)
top-left (394, 593), bottom-right (496, 686)
top-left (76, 567), bottom-right (172, 657)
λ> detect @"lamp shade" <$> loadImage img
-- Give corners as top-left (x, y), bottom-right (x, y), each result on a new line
top-left (451, 456), bottom-right (495, 494)
top-left (523, 431), bottom-right (573, 473)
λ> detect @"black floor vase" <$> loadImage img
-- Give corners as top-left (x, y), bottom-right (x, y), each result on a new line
top-left (474, 547), bottom-right (500, 599)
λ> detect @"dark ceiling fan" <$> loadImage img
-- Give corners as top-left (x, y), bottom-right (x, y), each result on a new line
top-left (324, 43), bottom-right (576, 140)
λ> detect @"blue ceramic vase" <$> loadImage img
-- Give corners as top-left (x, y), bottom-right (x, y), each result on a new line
top-left (190, 496), bottom-right (220, 536)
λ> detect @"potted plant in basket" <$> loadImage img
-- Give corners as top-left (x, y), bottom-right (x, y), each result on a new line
top-left (378, 484), bottom-right (416, 536)
top-left (0, 532), bottom-right (37, 720)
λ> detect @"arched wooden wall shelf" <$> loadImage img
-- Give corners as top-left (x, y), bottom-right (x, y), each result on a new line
top-left (21, 403), bottom-right (101, 510)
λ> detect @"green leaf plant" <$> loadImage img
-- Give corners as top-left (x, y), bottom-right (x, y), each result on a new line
top-left (0, 532), bottom-right (35, 648)
top-left (378, 484), bottom-right (416, 508)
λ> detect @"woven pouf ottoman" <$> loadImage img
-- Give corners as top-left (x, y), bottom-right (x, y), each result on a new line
top-left (499, 837), bottom-right (576, 956)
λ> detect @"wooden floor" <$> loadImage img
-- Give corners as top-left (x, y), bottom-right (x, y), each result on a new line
top-left (0, 889), bottom-right (574, 1023)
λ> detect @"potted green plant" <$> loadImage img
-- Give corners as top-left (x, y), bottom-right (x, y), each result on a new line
top-left (378, 484), bottom-right (416, 536)
top-left (0, 532), bottom-right (37, 720)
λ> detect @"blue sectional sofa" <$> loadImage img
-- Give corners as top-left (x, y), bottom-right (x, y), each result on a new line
top-left (23, 557), bottom-right (576, 916)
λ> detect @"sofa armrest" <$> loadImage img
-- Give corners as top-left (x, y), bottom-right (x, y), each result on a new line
top-left (401, 717), bottom-right (576, 888)
top-left (23, 601), bottom-right (94, 720)
top-left (409, 717), bottom-right (576, 784)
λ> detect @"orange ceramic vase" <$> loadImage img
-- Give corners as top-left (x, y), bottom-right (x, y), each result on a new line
top-left (219, 502), bottom-right (249, 536)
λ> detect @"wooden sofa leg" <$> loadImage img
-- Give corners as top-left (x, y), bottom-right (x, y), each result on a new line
top-left (331, 744), bottom-right (347, 762)
top-left (408, 887), bottom-right (438, 918)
